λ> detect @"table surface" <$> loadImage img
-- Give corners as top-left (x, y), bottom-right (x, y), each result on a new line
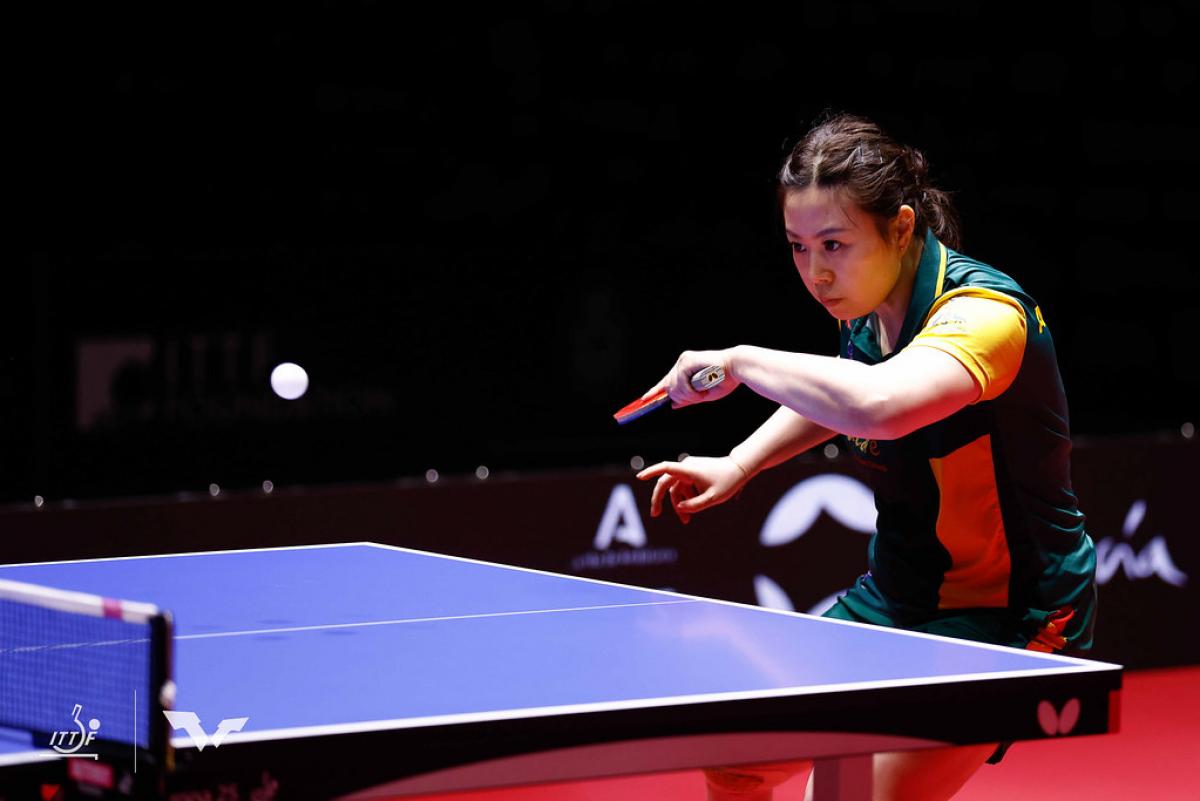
top-left (0, 542), bottom-right (1122, 798)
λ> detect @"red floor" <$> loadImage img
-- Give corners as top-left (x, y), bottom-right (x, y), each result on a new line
top-left (403, 665), bottom-right (1198, 801)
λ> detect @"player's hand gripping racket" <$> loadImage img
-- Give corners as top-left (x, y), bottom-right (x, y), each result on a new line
top-left (613, 366), bottom-right (726, 424)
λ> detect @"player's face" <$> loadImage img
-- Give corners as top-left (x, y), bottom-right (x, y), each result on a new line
top-left (782, 186), bottom-right (904, 321)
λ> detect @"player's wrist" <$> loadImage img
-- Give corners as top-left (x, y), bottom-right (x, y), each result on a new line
top-left (725, 345), bottom-right (749, 385)
top-left (726, 451), bottom-right (754, 482)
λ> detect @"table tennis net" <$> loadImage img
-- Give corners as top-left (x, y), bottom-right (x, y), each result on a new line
top-left (0, 578), bottom-right (169, 752)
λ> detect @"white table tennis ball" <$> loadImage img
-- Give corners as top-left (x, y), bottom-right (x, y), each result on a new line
top-left (270, 362), bottom-right (309, 400)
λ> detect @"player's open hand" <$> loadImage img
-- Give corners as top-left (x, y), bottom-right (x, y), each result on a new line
top-left (647, 349), bottom-right (739, 409)
top-left (636, 456), bottom-right (749, 524)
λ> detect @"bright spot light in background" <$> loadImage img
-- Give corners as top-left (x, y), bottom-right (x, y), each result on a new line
top-left (271, 362), bottom-right (309, 400)
top-left (208, 483), bottom-right (221, 497)
top-left (475, 466), bottom-right (490, 480)
top-left (823, 443), bottom-right (840, 459)
top-left (425, 469), bottom-right (440, 483)
top-left (34, 495), bottom-right (44, 508)
top-left (630, 455), bottom-right (645, 470)
top-left (262, 480), bottom-right (274, 494)
top-left (1184, 422), bottom-right (1195, 440)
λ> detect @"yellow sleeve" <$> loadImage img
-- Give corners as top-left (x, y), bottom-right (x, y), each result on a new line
top-left (908, 289), bottom-right (1027, 402)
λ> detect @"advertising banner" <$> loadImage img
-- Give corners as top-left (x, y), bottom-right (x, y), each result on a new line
top-left (1, 438), bottom-right (1194, 669)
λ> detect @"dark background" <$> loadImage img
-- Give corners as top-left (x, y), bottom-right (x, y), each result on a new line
top-left (6, 1), bottom-right (1198, 505)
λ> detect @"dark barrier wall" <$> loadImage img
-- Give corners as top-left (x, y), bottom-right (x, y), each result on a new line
top-left (1, 436), bottom-right (1194, 670)
top-left (9, 2), bottom-right (1200, 506)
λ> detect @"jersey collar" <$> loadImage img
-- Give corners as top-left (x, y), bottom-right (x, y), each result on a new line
top-left (846, 228), bottom-right (947, 362)
top-left (895, 228), bottom-right (948, 347)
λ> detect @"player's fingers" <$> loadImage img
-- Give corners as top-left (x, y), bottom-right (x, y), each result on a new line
top-left (669, 480), bottom-right (695, 525)
top-left (642, 366), bottom-right (681, 401)
top-left (677, 487), bottom-right (717, 513)
top-left (637, 461), bottom-right (702, 483)
top-left (668, 385), bottom-right (705, 408)
top-left (640, 383), bottom-right (665, 401)
top-left (682, 378), bottom-right (737, 408)
top-left (649, 473), bottom-right (677, 518)
top-left (659, 363), bottom-right (701, 407)
top-left (636, 461), bottom-right (680, 481)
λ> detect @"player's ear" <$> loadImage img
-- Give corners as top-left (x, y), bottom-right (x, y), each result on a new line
top-left (893, 204), bottom-right (916, 250)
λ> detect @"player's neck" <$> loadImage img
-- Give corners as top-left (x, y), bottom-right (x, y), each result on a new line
top-left (873, 238), bottom-right (924, 355)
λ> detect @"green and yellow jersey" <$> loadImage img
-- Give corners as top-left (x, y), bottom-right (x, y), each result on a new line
top-left (832, 228), bottom-right (1097, 651)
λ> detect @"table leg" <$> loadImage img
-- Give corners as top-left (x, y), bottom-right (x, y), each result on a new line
top-left (812, 754), bottom-right (872, 801)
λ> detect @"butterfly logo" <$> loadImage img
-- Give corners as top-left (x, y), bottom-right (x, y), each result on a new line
top-left (1037, 698), bottom-right (1080, 736)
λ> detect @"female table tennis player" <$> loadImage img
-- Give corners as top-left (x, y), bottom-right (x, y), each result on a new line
top-left (636, 113), bottom-right (1098, 801)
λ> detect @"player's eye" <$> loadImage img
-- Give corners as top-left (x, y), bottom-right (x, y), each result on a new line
top-left (790, 242), bottom-right (806, 253)
top-left (824, 240), bottom-right (843, 252)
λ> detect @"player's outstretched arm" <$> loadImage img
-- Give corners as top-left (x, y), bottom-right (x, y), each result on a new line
top-left (729, 344), bottom-right (979, 440)
top-left (649, 344), bottom-right (976, 441)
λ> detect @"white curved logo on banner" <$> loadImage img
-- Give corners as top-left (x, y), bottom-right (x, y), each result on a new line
top-left (753, 575), bottom-right (796, 612)
top-left (1095, 499), bottom-right (1188, 587)
top-left (756, 473), bottom-right (876, 614)
top-left (759, 473), bottom-right (877, 547)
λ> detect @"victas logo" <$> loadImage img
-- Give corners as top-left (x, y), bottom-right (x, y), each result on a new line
top-left (570, 484), bottom-right (678, 572)
top-left (754, 474), bottom-right (877, 615)
top-left (1095, 500), bottom-right (1187, 587)
top-left (162, 711), bottom-right (249, 751)
top-left (49, 704), bottom-right (101, 758)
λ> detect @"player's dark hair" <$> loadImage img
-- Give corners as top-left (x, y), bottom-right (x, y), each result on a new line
top-left (778, 112), bottom-right (961, 250)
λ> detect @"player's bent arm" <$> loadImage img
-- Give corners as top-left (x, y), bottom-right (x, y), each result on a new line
top-left (729, 406), bottom-right (836, 478)
top-left (727, 344), bottom-right (980, 441)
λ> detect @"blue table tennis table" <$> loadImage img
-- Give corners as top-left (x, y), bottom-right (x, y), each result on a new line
top-left (0, 542), bottom-right (1122, 801)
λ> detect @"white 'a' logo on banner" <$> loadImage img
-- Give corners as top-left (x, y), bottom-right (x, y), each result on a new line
top-left (594, 484), bottom-right (647, 550)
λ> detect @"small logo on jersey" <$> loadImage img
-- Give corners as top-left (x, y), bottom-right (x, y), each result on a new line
top-left (1037, 698), bottom-right (1080, 736)
top-left (926, 310), bottom-right (968, 333)
top-left (845, 436), bottom-right (880, 457)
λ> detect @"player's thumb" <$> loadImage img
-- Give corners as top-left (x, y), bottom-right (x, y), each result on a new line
top-left (676, 489), bottom-right (715, 513)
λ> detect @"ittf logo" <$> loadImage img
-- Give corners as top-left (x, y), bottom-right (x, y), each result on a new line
top-left (162, 711), bottom-right (249, 751)
top-left (50, 704), bottom-right (100, 756)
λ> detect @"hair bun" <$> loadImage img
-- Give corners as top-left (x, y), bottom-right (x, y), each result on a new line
top-left (778, 112), bottom-right (961, 249)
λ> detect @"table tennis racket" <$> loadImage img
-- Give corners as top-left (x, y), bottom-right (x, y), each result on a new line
top-left (613, 366), bottom-right (725, 424)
